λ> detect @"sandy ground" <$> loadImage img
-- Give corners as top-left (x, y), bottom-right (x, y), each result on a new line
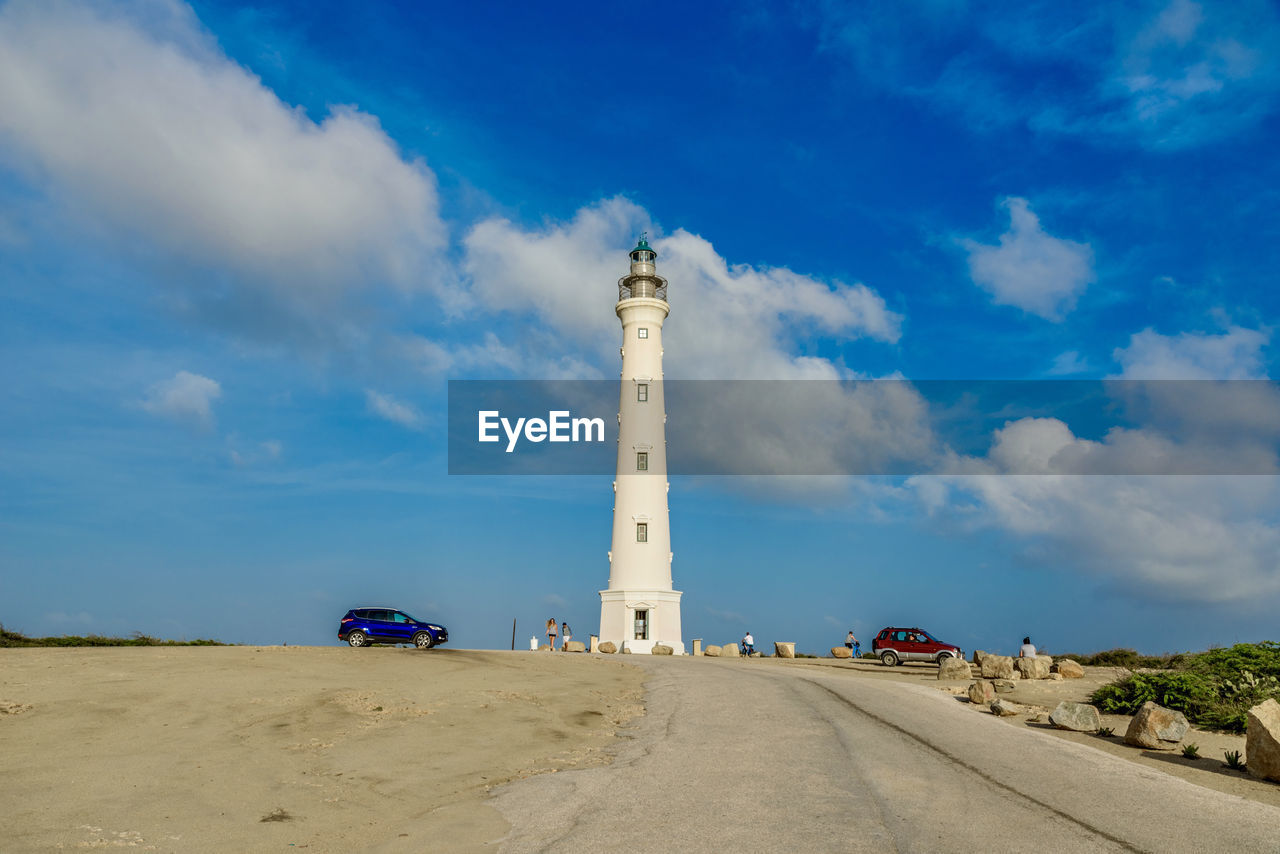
top-left (793, 656), bottom-right (1280, 809)
top-left (0, 647), bottom-right (643, 852)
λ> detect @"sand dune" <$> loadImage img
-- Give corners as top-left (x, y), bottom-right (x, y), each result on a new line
top-left (0, 647), bottom-right (643, 852)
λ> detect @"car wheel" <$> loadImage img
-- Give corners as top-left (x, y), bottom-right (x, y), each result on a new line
top-left (880, 650), bottom-right (899, 667)
top-left (936, 652), bottom-right (952, 664)
top-left (347, 631), bottom-right (368, 648)
top-left (413, 631), bottom-right (434, 650)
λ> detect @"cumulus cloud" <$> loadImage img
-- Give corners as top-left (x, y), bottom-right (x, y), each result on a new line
top-left (0, 0), bottom-right (448, 337)
top-left (962, 198), bottom-right (1094, 320)
top-left (1112, 325), bottom-right (1269, 379)
top-left (141, 370), bottom-right (221, 428)
top-left (463, 196), bottom-right (902, 380)
top-left (365, 390), bottom-right (425, 430)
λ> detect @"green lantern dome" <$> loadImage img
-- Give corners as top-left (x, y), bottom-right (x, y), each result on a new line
top-left (631, 233), bottom-right (655, 258)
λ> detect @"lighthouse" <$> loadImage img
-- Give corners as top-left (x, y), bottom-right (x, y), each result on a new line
top-left (598, 235), bottom-right (683, 654)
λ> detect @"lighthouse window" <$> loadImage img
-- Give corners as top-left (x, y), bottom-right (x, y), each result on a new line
top-left (636, 522), bottom-right (648, 542)
top-left (637, 383), bottom-right (648, 402)
top-left (633, 609), bottom-right (649, 640)
top-left (637, 452), bottom-right (648, 471)
top-left (638, 327), bottom-right (648, 339)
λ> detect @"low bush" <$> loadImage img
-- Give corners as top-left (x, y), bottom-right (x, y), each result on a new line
top-left (1089, 641), bottom-right (1280, 733)
top-left (0, 624), bottom-right (228, 648)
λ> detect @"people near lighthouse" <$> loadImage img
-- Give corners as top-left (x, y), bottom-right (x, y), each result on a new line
top-left (561, 622), bottom-right (571, 651)
top-left (546, 618), bottom-right (557, 651)
top-left (1019, 636), bottom-right (1037, 658)
top-left (741, 631), bottom-right (755, 656)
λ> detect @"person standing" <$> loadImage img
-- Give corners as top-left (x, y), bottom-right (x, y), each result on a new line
top-left (1019, 636), bottom-right (1037, 658)
top-left (561, 622), bottom-right (571, 651)
top-left (546, 618), bottom-right (557, 651)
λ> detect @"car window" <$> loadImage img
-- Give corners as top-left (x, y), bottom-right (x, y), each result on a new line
top-left (893, 631), bottom-right (908, 642)
top-left (917, 633), bottom-right (932, 642)
top-left (370, 610), bottom-right (393, 622)
top-left (393, 612), bottom-right (411, 624)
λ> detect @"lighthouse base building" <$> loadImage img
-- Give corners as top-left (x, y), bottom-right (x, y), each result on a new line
top-left (598, 236), bottom-right (684, 655)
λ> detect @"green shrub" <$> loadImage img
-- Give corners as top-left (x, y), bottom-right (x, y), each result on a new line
top-left (1224, 749), bottom-right (1245, 769)
top-left (1181, 743), bottom-right (1200, 759)
top-left (1088, 642), bottom-right (1280, 733)
top-left (0, 623), bottom-right (229, 648)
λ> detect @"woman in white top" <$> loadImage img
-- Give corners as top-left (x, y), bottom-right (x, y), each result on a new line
top-left (1019, 636), bottom-right (1037, 658)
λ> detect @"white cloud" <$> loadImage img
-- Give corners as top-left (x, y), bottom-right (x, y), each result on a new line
top-left (365, 389), bottom-right (425, 430)
top-left (962, 197), bottom-right (1095, 320)
top-left (141, 370), bottom-right (221, 428)
top-left (1112, 325), bottom-right (1269, 379)
top-left (0, 0), bottom-right (449, 335)
top-left (1047, 350), bottom-right (1092, 376)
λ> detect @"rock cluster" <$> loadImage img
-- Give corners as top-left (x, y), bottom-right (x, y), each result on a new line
top-left (1124, 701), bottom-right (1189, 749)
top-left (1246, 698), bottom-right (1280, 782)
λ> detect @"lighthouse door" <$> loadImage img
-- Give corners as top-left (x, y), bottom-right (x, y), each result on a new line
top-left (633, 609), bottom-right (649, 640)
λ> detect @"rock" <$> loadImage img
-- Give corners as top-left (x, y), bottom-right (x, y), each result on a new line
top-left (1010, 670), bottom-right (1021, 680)
top-left (598, 641), bottom-right (617, 654)
top-left (565, 641), bottom-right (586, 653)
top-left (1050, 701), bottom-right (1101, 732)
top-left (993, 679), bottom-right (1016, 693)
top-left (774, 642), bottom-right (796, 659)
top-left (1246, 698), bottom-right (1280, 782)
top-left (720, 642), bottom-right (740, 658)
top-left (973, 649), bottom-right (988, 665)
top-left (991, 699), bottom-right (1027, 717)
top-left (703, 645), bottom-right (720, 656)
top-left (937, 657), bottom-right (973, 680)
top-left (1048, 673), bottom-right (1064, 681)
top-left (1014, 656), bottom-right (1050, 680)
top-left (968, 680), bottom-right (996, 705)
top-left (1124, 701), bottom-right (1189, 749)
top-left (621, 647), bottom-right (631, 653)
top-left (651, 644), bottom-right (673, 655)
top-left (1055, 659), bottom-right (1085, 679)
top-left (981, 655), bottom-right (1014, 680)
top-left (831, 646), bottom-right (853, 659)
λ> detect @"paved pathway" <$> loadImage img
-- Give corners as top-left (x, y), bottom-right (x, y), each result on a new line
top-left (492, 657), bottom-right (1280, 853)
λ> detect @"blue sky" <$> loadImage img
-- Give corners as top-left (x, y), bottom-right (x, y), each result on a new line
top-left (2, 0), bottom-right (1279, 655)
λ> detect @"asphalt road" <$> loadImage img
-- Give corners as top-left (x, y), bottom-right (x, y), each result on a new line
top-left (492, 657), bottom-right (1280, 853)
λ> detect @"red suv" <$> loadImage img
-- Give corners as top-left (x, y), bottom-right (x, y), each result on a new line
top-left (872, 627), bottom-right (962, 666)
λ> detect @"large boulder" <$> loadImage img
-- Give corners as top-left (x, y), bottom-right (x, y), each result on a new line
top-left (1050, 701), bottom-right (1101, 732)
top-left (1014, 656), bottom-right (1050, 680)
top-left (973, 649), bottom-right (988, 666)
top-left (1246, 698), bottom-right (1280, 783)
top-left (703, 645), bottom-right (721, 656)
top-left (598, 641), bottom-right (617, 654)
top-left (938, 658), bottom-right (973, 680)
top-left (651, 644), bottom-right (673, 655)
top-left (981, 655), bottom-right (1015, 680)
top-left (565, 641), bottom-right (586, 653)
top-left (831, 646), bottom-right (853, 659)
top-left (1055, 659), bottom-right (1085, 679)
top-left (774, 642), bottom-right (796, 659)
top-left (1124, 701), bottom-right (1189, 749)
top-left (720, 642), bottom-right (740, 658)
top-left (968, 680), bottom-right (996, 705)
top-left (991, 699), bottom-right (1028, 717)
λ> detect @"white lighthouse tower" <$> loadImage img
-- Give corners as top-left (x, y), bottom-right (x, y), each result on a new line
top-left (598, 235), bottom-right (683, 655)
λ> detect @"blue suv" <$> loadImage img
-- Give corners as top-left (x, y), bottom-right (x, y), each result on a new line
top-left (338, 608), bottom-right (448, 649)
